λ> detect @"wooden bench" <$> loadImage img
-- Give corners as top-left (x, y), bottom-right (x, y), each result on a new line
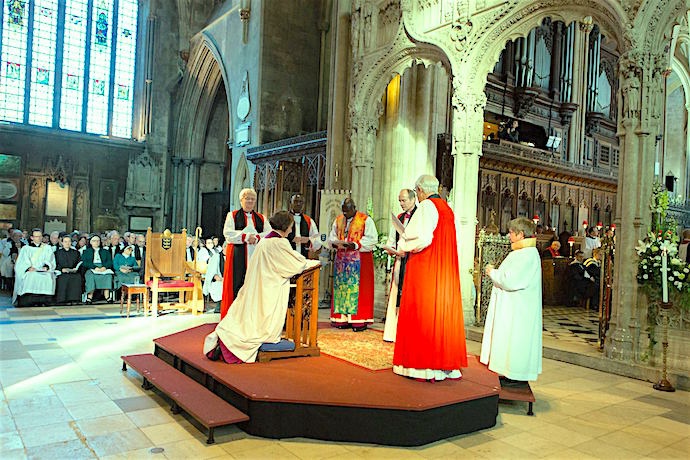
top-left (122, 353), bottom-right (249, 443)
top-left (498, 382), bottom-right (536, 416)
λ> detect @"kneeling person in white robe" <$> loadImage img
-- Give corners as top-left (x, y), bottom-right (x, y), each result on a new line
top-left (13, 228), bottom-right (56, 305)
top-left (203, 211), bottom-right (321, 363)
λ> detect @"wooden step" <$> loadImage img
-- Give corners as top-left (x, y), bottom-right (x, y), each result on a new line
top-left (122, 353), bottom-right (249, 443)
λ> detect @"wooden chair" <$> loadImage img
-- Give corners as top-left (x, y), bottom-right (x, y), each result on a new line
top-left (143, 228), bottom-right (203, 316)
top-left (257, 264), bottom-right (321, 362)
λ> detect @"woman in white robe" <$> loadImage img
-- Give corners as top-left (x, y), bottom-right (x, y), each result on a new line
top-left (204, 211), bottom-right (321, 363)
top-left (480, 217), bottom-right (542, 384)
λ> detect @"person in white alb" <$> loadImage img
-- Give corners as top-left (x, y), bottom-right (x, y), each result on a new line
top-left (382, 188), bottom-right (417, 342)
top-left (13, 228), bottom-right (57, 306)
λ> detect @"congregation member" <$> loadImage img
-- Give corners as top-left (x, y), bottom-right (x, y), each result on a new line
top-left (328, 197), bottom-right (378, 331)
top-left (82, 234), bottom-right (114, 303)
top-left (583, 226), bottom-right (601, 259)
top-left (76, 235), bottom-right (88, 254)
top-left (113, 245), bottom-right (141, 288)
top-left (393, 175), bottom-right (466, 381)
top-left (287, 194), bottom-right (322, 257)
top-left (481, 217), bottom-right (542, 387)
top-left (221, 188), bottom-right (272, 318)
top-left (196, 238), bottom-right (215, 264)
top-left (0, 230), bottom-right (21, 290)
top-left (48, 231), bottom-right (60, 251)
top-left (125, 231), bottom-right (137, 246)
top-left (42, 233), bottom-right (50, 244)
top-left (212, 236), bottom-right (222, 253)
top-left (185, 236), bottom-right (195, 262)
top-left (134, 234), bottom-right (146, 262)
top-left (106, 231), bottom-right (125, 260)
top-left (13, 228), bottom-right (56, 307)
top-left (584, 248), bottom-right (603, 307)
top-left (542, 240), bottom-right (561, 258)
top-left (204, 211), bottom-right (320, 363)
top-left (565, 250), bottom-right (596, 307)
top-left (54, 234), bottom-right (83, 305)
top-left (203, 243), bottom-right (226, 309)
top-left (382, 188), bottom-right (417, 342)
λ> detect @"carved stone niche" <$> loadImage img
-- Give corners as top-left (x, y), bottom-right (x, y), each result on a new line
top-left (514, 87), bottom-right (540, 118)
top-left (559, 102), bottom-right (579, 126)
top-left (124, 149), bottom-right (161, 208)
top-left (585, 112), bottom-right (606, 136)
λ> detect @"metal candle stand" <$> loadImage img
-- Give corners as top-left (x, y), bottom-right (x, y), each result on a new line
top-left (653, 301), bottom-right (675, 392)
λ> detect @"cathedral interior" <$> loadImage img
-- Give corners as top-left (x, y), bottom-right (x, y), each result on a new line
top-left (0, 0), bottom-right (689, 457)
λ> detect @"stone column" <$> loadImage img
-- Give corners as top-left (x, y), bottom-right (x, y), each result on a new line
top-left (605, 51), bottom-right (665, 362)
top-left (170, 158), bottom-right (182, 229)
top-left (181, 159), bottom-right (192, 229)
top-left (349, 119), bottom-right (377, 209)
top-left (450, 77), bottom-right (486, 326)
top-left (187, 158), bottom-right (203, 228)
top-left (567, 17), bottom-right (593, 164)
top-left (325, 0), bottom-right (352, 190)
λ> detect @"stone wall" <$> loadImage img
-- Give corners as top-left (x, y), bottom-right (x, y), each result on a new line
top-left (0, 127), bottom-right (141, 233)
top-left (259, 0), bottom-right (324, 143)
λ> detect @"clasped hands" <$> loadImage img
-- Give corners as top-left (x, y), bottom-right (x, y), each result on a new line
top-left (292, 236), bottom-right (310, 245)
top-left (485, 264), bottom-right (495, 276)
top-left (246, 234), bottom-right (259, 244)
top-left (383, 246), bottom-right (405, 258)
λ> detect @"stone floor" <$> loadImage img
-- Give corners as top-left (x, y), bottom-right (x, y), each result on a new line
top-left (1, 294), bottom-right (689, 459)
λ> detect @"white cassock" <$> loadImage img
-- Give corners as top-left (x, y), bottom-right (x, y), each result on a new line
top-left (292, 213), bottom-right (322, 254)
top-left (0, 239), bottom-right (12, 278)
top-left (13, 244), bottom-right (57, 303)
top-left (203, 236), bottom-right (320, 363)
top-left (197, 247), bottom-right (214, 264)
top-left (583, 236), bottom-right (601, 259)
top-left (203, 251), bottom-right (224, 302)
top-left (480, 245), bottom-right (543, 381)
top-left (382, 209), bottom-right (414, 342)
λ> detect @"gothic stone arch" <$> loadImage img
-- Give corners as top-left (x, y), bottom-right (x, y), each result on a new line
top-left (174, 34), bottom-right (233, 160)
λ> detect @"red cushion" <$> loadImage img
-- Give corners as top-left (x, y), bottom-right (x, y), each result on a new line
top-left (146, 280), bottom-right (194, 288)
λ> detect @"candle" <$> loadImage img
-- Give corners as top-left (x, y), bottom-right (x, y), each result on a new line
top-left (661, 248), bottom-right (668, 303)
top-left (386, 255), bottom-right (391, 272)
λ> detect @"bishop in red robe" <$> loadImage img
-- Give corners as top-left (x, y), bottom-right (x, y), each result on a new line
top-left (393, 175), bottom-right (467, 381)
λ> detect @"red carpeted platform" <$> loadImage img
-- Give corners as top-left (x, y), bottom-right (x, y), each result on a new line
top-left (147, 324), bottom-right (500, 446)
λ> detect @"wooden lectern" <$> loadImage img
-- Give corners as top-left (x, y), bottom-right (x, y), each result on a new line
top-left (257, 264), bottom-right (321, 362)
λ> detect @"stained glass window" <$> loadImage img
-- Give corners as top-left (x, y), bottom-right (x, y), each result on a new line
top-left (59, 0), bottom-right (87, 131)
top-left (111, 0), bottom-right (137, 138)
top-left (0, 0), bottom-right (31, 122)
top-left (0, 0), bottom-right (139, 138)
top-left (28, 0), bottom-right (58, 126)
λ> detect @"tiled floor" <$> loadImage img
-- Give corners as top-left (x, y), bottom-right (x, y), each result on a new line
top-left (1, 293), bottom-right (689, 459)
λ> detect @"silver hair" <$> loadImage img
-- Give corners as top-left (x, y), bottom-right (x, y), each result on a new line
top-left (414, 175), bottom-right (439, 195)
top-left (108, 230), bottom-right (120, 238)
top-left (239, 188), bottom-right (257, 200)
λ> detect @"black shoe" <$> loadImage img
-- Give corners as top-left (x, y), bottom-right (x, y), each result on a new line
top-left (331, 322), bottom-right (350, 329)
top-left (352, 325), bottom-right (368, 332)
